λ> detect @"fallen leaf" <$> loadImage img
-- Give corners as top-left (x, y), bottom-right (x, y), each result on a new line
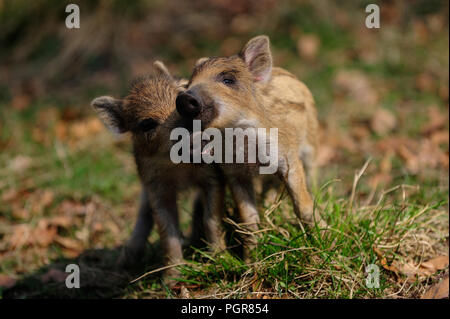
top-left (11, 206), bottom-right (29, 220)
top-left (1, 188), bottom-right (30, 203)
top-left (415, 73), bottom-right (436, 93)
top-left (420, 255), bottom-right (449, 274)
top-left (8, 155), bottom-right (32, 172)
top-left (316, 144), bottom-right (337, 167)
top-left (370, 108), bottom-right (397, 135)
top-left (30, 189), bottom-right (54, 214)
top-left (11, 93), bottom-right (31, 111)
top-left (54, 235), bottom-right (83, 251)
top-left (421, 106), bottom-right (447, 135)
top-left (334, 70), bottom-right (378, 106)
top-left (70, 117), bottom-right (104, 141)
top-left (430, 130), bottom-right (449, 146)
top-left (373, 246), bottom-right (400, 275)
top-left (56, 117), bottom-right (104, 145)
top-left (422, 275), bottom-right (449, 299)
top-left (369, 173), bottom-right (392, 189)
top-left (33, 220), bottom-right (58, 247)
top-left (230, 16), bottom-right (256, 35)
top-left (57, 200), bottom-right (89, 216)
top-left (61, 249), bottom-right (81, 258)
top-left (397, 144), bottom-right (420, 174)
top-left (416, 139), bottom-right (447, 170)
top-left (439, 83), bottom-right (449, 102)
top-left (376, 249), bottom-right (449, 283)
top-left (7, 224), bottom-right (32, 249)
top-left (351, 125), bottom-right (370, 141)
top-left (7, 219), bottom-right (58, 249)
top-left (48, 215), bottom-right (75, 228)
top-left (297, 34), bottom-right (320, 60)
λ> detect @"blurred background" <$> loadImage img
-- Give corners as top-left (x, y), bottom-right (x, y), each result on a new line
top-left (0, 0), bottom-right (448, 298)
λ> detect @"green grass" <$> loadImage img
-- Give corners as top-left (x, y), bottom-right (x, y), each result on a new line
top-left (119, 179), bottom-right (447, 299)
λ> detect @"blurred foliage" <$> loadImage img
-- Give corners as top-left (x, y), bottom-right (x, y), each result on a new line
top-left (0, 0), bottom-right (448, 105)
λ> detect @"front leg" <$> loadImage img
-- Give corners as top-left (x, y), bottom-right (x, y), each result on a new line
top-left (201, 181), bottom-right (226, 252)
top-left (227, 172), bottom-right (259, 261)
top-left (118, 189), bottom-right (154, 268)
top-left (146, 185), bottom-right (183, 285)
top-left (281, 154), bottom-right (327, 229)
top-left (187, 194), bottom-right (206, 249)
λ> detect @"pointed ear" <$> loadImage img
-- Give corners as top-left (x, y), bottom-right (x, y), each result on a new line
top-left (194, 57), bottom-right (209, 67)
top-left (153, 60), bottom-right (172, 78)
top-left (239, 35), bottom-right (272, 83)
top-left (91, 96), bottom-right (127, 133)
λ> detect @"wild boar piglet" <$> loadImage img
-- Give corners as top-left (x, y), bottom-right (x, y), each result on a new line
top-left (91, 62), bottom-right (226, 284)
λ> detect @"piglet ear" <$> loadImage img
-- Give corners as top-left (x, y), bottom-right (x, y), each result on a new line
top-left (194, 57), bottom-right (209, 67)
top-left (153, 60), bottom-right (172, 78)
top-left (239, 35), bottom-right (272, 83)
top-left (91, 96), bottom-right (127, 133)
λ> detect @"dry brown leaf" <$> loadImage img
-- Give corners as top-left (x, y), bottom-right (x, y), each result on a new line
top-left (368, 173), bottom-right (392, 189)
top-left (415, 73), bottom-right (436, 93)
top-left (316, 145), bottom-right (337, 167)
top-left (4, 189), bottom-right (55, 218)
top-left (421, 106), bottom-right (448, 135)
top-left (297, 34), bottom-right (320, 60)
top-left (57, 200), bottom-right (89, 216)
top-left (92, 221), bottom-right (104, 232)
top-left (1, 188), bottom-right (30, 203)
top-left (48, 215), bottom-right (75, 228)
top-left (56, 117), bottom-right (104, 145)
top-left (422, 275), bottom-right (449, 299)
top-left (11, 206), bottom-right (29, 220)
top-left (7, 219), bottom-right (59, 249)
top-left (31, 189), bottom-right (54, 213)
top-left (8, 155), bottom-right (33, 172)
top-left (386, 254), bottom-right (448, 282)
top-left (380, 152), bottom-right (393, 173)
top-left (61, 248), bottom-right (81, 258)
top-left (1, 189), bottom-right (17, 202)
top-left (420, 256), bottom-right (449, 274)
top-left (375, 136), bottom-right (416, 153)
top-left (7, 224), bottom-right (32, 249)
top-left (11, 93), bottom-right (31, 111)
top-left (334, 70), bottom-right (378, 106)
top-left (230, 16), bottom-right (257, 35)
top-left (430, 130), bottom-right (449, 146)
top-left (417, 139), bottom-right (447, 170)
top-left (371, 108), bottom-right (397, 136)
top-left (70, 117), bottom-right (104, 140)
top-left (373, 246), bottom-right (400, 275)
top-left (54, 235), bottom-right (83, 251)
top-left (351, 125), bottom-right (370, 141)
top-left (439, 83), bottom-right (449, 102)
top-left (34, 220), bottom-right (58, 247)
top-left (377, 134), bottom-right (448, 173)
top-left (397, 144), bottom-right (420, 174)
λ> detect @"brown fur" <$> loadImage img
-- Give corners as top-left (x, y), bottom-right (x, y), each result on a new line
top-left (178, 36), bottom-right (327, 259)
top-left (91, 62), bottom-right (225, 285)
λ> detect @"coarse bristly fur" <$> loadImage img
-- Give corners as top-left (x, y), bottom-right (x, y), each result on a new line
top-left (91, 61), bottom-right (226, 286)
top-left (176, 35), bottom-right (328, 260)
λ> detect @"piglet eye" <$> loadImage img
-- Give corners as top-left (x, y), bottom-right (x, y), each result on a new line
top-left (222, 77), bottom-right (235, 86)
top-left (138, 118), bottom-right (158, 132)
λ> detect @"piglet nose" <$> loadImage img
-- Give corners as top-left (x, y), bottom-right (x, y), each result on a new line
top-left (176, 91), bottom-right (202, 118)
